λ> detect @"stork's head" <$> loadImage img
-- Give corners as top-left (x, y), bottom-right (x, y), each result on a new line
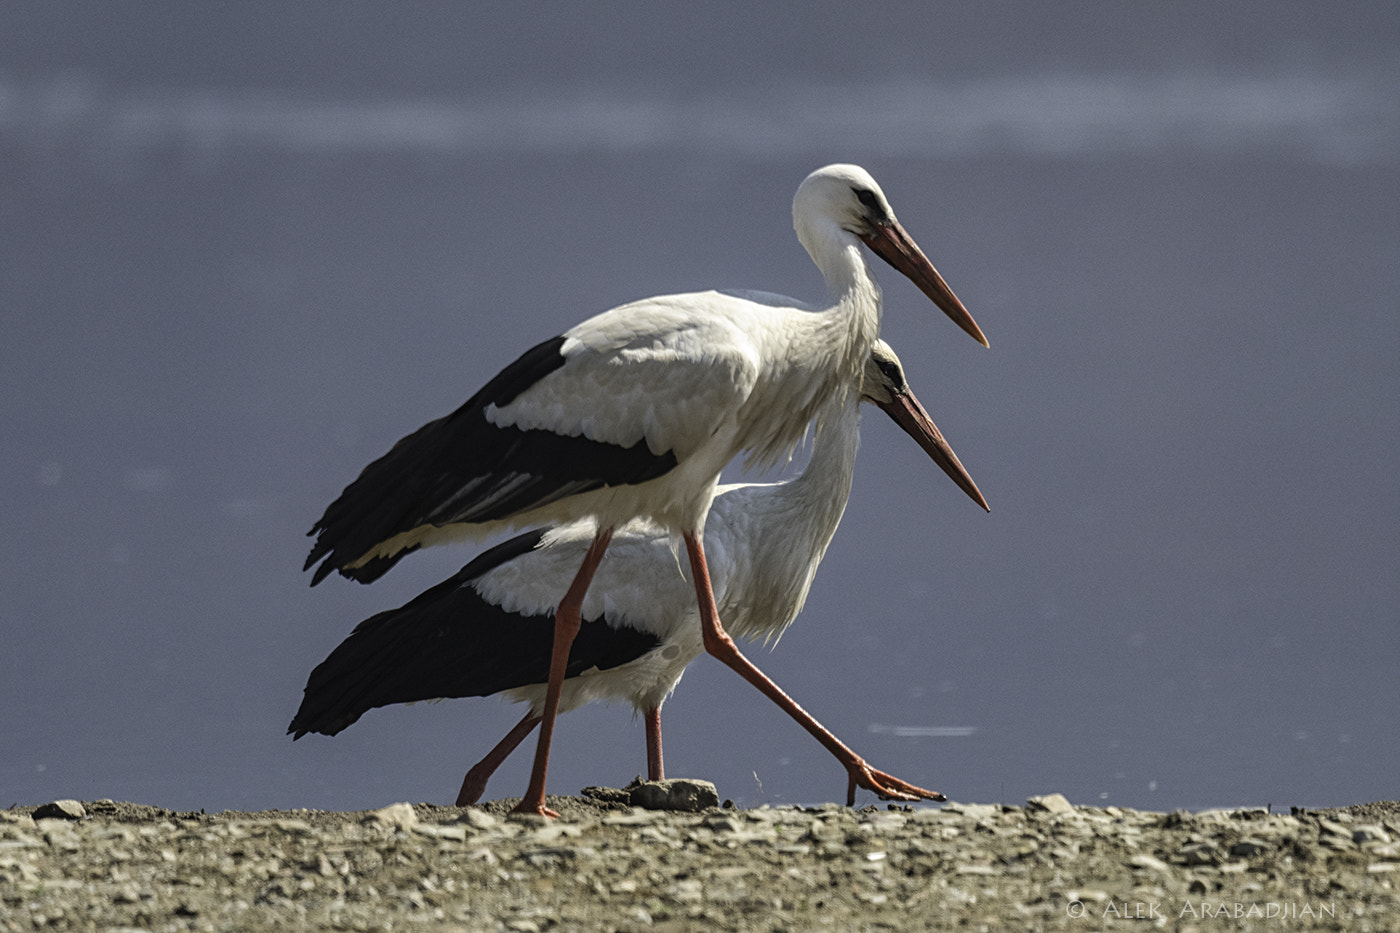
top-left (859, 339), bottom-right (990, 512)
top-left (858, 338), bottom-right (915, 407)
top-left (794, 164), bottom-right (989, 348)
top-left (793, 163), bottom-right (897, 241)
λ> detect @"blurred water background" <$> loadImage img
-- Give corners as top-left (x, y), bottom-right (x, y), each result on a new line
top-left (3, 3), bottom-right (1396, 812)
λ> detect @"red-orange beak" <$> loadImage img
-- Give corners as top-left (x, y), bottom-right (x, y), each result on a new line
top-left (861, 221), bottom-right (989, 348)
top-left (874, 385), bottom-right (989, 512)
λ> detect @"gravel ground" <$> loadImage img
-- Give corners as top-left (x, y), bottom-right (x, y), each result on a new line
top-left (3, 787), bottom-right (1397, 931)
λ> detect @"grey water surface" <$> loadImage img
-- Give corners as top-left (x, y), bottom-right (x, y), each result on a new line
top-left (3, 2), bottom-right (1396, 813)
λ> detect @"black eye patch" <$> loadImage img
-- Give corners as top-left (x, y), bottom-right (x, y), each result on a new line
top-left (874, 357), bottom-right (905, 389)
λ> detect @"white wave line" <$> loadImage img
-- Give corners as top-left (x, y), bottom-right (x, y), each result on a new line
top-left (1, 71), bottom-right (1393, 164)
top-left (867, 724), bottom-right (977, 738)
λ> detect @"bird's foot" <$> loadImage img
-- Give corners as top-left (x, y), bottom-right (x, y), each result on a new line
top-left (509, 800), bottom-right (560, 819)
top-left (844, 760), bottom-right (945, 806)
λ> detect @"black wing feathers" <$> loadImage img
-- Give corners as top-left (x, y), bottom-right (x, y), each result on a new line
top-left (288, 530), bottom-right (662, 738)
top-left (305, 334), bottom-right (678, 585)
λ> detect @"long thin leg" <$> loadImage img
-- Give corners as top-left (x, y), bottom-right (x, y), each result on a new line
top-left (644, 707), bottom-right (664, 781)
top-left (682, 531), bottom-right (944, 806)
top-left (456, 712), bottom-right (540, 806)
top-left (512, 528), bottom-right (614, 817)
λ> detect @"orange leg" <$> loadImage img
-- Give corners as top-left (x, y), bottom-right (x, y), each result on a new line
top-left (682, 531), bottom-right (944, 806)
top-left (512, 528), bottom-right (613, 817)
top-left (645, 707), bottom-right (664, 781)
top-left (456, 712), bottom-right (540, 806)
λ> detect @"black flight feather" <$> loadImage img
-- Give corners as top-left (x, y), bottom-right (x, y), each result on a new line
top-left (289, 529), bottom-right (663, 738)
top-left (305, 335), bottom-right (679, 585)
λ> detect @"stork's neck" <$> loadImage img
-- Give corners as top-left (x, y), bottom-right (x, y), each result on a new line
top-left (807, 221), bottom-right (882, 313)
top-left (784, 390), bottom-right (862, 527)
top-left (809, 233), bottom-right (883, 389)
top-left (714, 392), bottom-right (861, 643)
top-left (736, 233), bottom-right (879, 475)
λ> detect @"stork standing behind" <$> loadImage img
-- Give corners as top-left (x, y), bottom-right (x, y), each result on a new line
top-left (292, 341), bottom-right (988, 806)
top-left (304, 164), bottom-right (988, 816)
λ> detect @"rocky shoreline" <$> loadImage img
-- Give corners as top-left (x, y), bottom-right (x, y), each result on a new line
top-left (3, 790), bottom-right (1397, 931)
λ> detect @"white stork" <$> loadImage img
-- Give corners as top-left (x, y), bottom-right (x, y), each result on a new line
top-left (291, 341), bottom-right (988, 807)
top-left (304, 164), bottom-right (988, 816)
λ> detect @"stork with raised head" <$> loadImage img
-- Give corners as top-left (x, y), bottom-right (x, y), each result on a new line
top-left (291, 341), bottom-right (988, 807)
top-left (304, 164), bottom-right (988, 816)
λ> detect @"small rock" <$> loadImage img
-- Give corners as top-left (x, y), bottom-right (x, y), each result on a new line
top-left (705, 815), bottom-right (743, 833)
top-left (1179, 842), bottom-right (1221, 866)
top-left (1128, 853), bottom-right (1172, 873)
top-left (601, 808), bottom-right (666, 826)
top-left (1353, 824), bottom-right (1392, 845)
top-left (945, 802), bottom-right (1000, 822)
top-left (1229, 838), bottom-right (1270, 858)
top-left (629, 779), bottom-right (719, 812)
top-left (955, 863), bottom-right (994, 875)
top-left (668, 878), bottom-right (704, 903)
top-left (1318, 820), bottom-right (1354, 849)
top-left (1027, 793), bottom-right (1074, 815)
top-left (580, 784), bottom-right (634, 806)
top-left (519, 846), bottom-right (577, 866)
top-left (1161, 809), bottom-right (1194, 828)
top-left (33, 800), bottom-right (86, 821)
top-left (1318, 818), bottom-right (1352, 837)
top-left (1068, 887), bottom-right (1110, 903)
top-left (858, 812), bottom-right (907, 832)
top-left (365, 802), bottom-right (417, 830)
top-left (413, 822), bottom-right (467, 841)
top-left (458, 809), bottom-right (500, 831)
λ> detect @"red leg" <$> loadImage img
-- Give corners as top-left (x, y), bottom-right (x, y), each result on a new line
top-left (512, 528), bottom-right (613, 818)
top-left (682, 531), bottom-right (944, 806)
top-left (456, 712), bottom-right (540, 806)
top-left (645, 707), bottom-right (664, 781)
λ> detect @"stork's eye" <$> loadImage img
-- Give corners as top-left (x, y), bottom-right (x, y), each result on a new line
top-left (874, 358), bottom-right (904, 387)
top-left (853, 188), bottom-right (881, 210)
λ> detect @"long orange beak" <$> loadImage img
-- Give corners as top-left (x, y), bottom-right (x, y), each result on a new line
top-left (861, 221), bottom-right (989, 348)
top-left (874, 386), bottom-right (989, 512)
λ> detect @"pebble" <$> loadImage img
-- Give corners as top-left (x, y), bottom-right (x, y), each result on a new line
top-left (945, 802), bottom-right (1000, 822)
top-left (629, 778), bottom-right (720, 812)
top-left (412, 822), bottom-right (468, 841)
top-left (1128, 853), bottom-right (1172, 873)
top-left (601, 808), bottom-right (669, 827)
top-left (1229, 838), bottom-right (1271, 858)
top-left (1026, 793), bottom-right (1074, 815)
top-left (459, 808), bottom-right (501, 831)
top-left (1318, 818), bottom-right (1352, 837)
top-left (32, 799), bottom-right (86, 821)
top-left (364, 802), bottom-right (417, 830)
